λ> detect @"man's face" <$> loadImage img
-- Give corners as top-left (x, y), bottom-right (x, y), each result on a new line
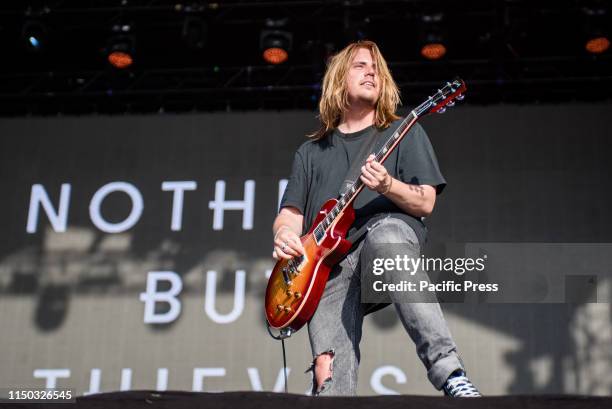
top-left (345, 47), bottom-right (380, 107)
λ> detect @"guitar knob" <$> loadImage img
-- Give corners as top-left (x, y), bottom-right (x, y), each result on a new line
top-left (277, 304), bottom-right (284, 311)
top-left (294, 292), bottom-right (302, 299)
top-left (456, 94), bottom-right (464, 100)
top-left (283, 306), bottom-right (292, 313)
top-left (447, 101), bottom-right (455, 107)
top-left (286, 290), bottom-right (293, 296)
top-left (438, 107), bottom-right (446, 114)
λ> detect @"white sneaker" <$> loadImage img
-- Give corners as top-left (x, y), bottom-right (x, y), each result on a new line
top-left (443, 370), bottom-right (482, 397)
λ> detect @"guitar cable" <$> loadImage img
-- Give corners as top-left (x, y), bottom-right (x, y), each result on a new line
top-left (266, 324), bottom-right (292, 393)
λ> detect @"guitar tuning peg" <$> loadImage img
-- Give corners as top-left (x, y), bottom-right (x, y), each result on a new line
top-left (456, 94), bottom-right (465, 100)
top-left (437, 107), bottom-right (446, 114)
top-left (447, 101), bottom-right (455, 107)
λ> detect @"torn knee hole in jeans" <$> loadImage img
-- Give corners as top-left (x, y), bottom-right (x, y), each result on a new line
top-left (306, 349), bottom-right (335, 395)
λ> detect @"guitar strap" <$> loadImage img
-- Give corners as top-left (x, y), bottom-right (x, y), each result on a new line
top-left (338, 125), bottom-right (382, 197)
top-left (336, 126), bottom-right (389, 315)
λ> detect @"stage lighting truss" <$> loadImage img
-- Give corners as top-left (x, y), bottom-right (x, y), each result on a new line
top-left (3, 1), bottom-right (612, 115)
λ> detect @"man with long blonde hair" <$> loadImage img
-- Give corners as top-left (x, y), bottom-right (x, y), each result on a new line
top-left (272, 40), bottom-right (481, 397)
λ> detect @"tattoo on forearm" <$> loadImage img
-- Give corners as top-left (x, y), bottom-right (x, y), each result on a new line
top-left (408, 184), bottom-right (425, 196)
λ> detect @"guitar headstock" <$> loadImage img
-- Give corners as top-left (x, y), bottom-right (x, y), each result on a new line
top-left (414, 78), bottom-right (466, 117)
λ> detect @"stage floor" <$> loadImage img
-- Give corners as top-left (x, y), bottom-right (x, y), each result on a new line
top-left (12, 391), bottom-right (611, 409)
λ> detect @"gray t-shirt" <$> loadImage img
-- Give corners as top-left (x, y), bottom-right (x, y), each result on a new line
top-left (280, 119), bottom-right (446, 248)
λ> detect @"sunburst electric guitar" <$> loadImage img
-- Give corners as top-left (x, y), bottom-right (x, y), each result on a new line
top-left (265, 78), bottom-right (467, 334)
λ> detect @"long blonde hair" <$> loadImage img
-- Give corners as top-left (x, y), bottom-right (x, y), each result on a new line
top-left (308, 40), bottom-right (401, 140)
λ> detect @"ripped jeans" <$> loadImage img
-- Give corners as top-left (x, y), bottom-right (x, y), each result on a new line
top-left (306, 216), bottom-right (464, 395)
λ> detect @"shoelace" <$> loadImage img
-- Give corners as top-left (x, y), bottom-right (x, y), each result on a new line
top-left (444, 374), bottom-right (482, 397)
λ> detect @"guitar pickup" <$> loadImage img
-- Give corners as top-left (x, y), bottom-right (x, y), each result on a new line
top-left (281, 266), bottom-right (292, 285)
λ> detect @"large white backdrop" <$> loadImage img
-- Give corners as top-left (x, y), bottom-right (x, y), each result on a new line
top-left (0, 106), bottom-right (611, 396)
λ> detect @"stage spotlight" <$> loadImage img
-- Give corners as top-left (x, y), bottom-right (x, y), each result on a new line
top-left (586, 36), bottom-right (610, 53)
top-left (182, 16), bottom-right (207, 49)
top-left (106, 23), bottom-right (135, 69)
top-left (260, 19), bottom-right (292, 64)
top-left (22, 20), bottom-right (47, 51)
top-left (582, 4), bottom-right (610, 54)
top-left (419, 13), bottom-right (447, 60)
top-left (421, 40), bottom-right (446, 60)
